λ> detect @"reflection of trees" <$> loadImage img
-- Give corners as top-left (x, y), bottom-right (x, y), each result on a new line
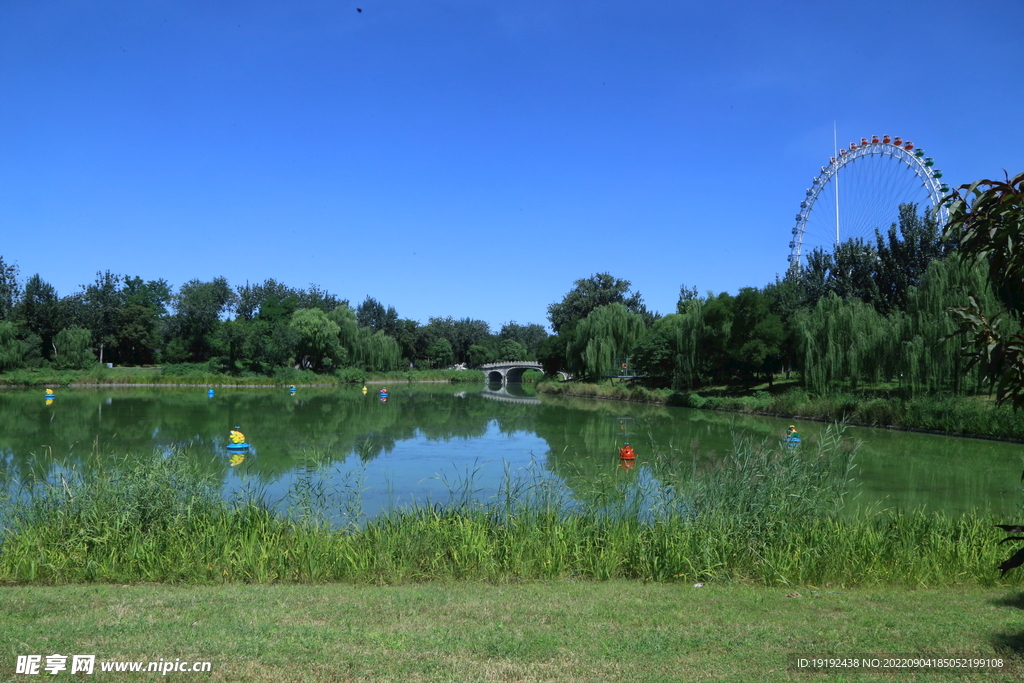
top-left (531, 395), bottom-right (779, 505)
top-left (2, 386), bottom-right (821, 508)
top-left (0, 386), bottom-right (548, 486)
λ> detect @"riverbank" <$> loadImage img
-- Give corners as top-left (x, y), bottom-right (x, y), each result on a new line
top-left (536, 380), bottom-right (1024, 442)
top-left (3, 442), bottom-right (1022, 588)
top-left (4, 581), bottom-right (1021, 682)
top-left (0, 365), bottom-right (486, 388)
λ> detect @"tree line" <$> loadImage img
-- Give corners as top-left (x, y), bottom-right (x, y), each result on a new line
top-left (0, 266), bottom-right (549, 375)
top-left (539, 203), bottom-right (1017, 396)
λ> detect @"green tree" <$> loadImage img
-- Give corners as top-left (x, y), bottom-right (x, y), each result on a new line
top-left (16, 274), bottom-right (60, 360)
top-left (676, 284), bottom-right (699, 313)
top-left (497, 338), bottom-right (527, 362)
top-left (356, 296), bottom-right (399, 337)
top-left (729, 288), bottom-right (784, 385)
top-left (499, 322), bottom-right (548, 358)
top-left (0, 257), bottom-right (19, 322)
top-left (701, 292), bottom-right (734, 381)
top-left (632, 314), bottom-right (684, 387)
top-left (0, 321), bottom-right (27, 371)
top-left (633, 298), bottom-right (709, 390)
top-left (53, 327), bottom-right (95, 370)
top-left (872, 203), bottom-right (952, 315)
top-left (394, 318), bottom-right (419, 364)
top-left (296, 284), bottom-right (344, 313)
top-left (353, 329), bottom-right (402, 372)
top-left (944, 171), bottom-right (1024, 408)
top-left (467, 343), bottom-right (493, 367)
top-left (547, 273), bottom-right (651, 335)
top-left (115, 277), bottom-right (170, 365)
top-left (762, 276), bottom-right (805, 378)
top-left (537, 334), bottom-right (569, 376)
top-left (566, 303), bottom-right (646, 381)
top-left (290, 308), bottom-right (343, 371)
top-left (795, 294), bottom-right (893, 393)
top-left (328, 305), bottom-right (361, 361)
top-left (166, 277), bottom-right (235, 362)
top-left (422, 317), bottom-right (491, 365)
top-left (82, 270), bottom-right (124, 365)
top-left (425, 337), bottom-right (455, 369)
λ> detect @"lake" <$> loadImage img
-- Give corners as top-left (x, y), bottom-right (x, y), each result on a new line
top-left (3, 383), bottom-right (1023, 518)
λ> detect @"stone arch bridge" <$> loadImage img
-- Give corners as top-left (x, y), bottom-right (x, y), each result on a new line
top-left (479, 361), bottom-right (568, 383)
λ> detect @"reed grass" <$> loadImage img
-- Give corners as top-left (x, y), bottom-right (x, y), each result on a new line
top-left (2, 430), bottom-right (1021, 587)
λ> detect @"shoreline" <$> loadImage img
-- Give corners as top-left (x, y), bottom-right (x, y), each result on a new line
top-left (535, 382), bottom-right (1024, 444)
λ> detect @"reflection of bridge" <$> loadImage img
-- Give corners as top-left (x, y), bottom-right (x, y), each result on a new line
top-left (478, 361), bottom-right (569, 383)
top-left (480, 384), bottom-right (542, 404)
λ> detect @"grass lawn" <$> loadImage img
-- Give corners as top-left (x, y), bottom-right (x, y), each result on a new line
top-left (3, 581), bottom-right (1023, 682)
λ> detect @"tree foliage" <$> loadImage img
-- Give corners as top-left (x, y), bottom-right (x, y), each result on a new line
top-left (53, 327), bottom-right (94, 370)
top-left (547, 273), bottom-right (650, 335)
top-left (566, 303), bottom-right (647, 381)
top-left (944, 171), bottom-right (1024, 409)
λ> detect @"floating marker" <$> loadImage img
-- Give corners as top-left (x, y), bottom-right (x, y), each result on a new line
top-left (228, 427), bottom-right (249, 451)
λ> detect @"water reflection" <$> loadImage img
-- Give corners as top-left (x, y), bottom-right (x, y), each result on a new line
top-left (1, 385), bottom-right (1022, 517)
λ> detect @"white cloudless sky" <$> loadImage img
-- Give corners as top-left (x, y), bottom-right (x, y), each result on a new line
top-left (1, 0), bottom-right (1021, 332)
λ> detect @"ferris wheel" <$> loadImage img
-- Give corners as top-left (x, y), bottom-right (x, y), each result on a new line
top-left (788, 135), bottom-right (950, 271)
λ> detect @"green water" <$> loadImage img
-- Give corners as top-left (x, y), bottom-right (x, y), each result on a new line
top-left (2, 384), bottom-right (1023, 517)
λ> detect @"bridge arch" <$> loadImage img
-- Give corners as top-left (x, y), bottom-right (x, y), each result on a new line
top-left (479, 361), bottom-right (569, 383)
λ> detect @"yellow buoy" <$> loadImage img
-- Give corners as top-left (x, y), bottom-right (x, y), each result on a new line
top-left (362, 386), bottom-right (368, 394)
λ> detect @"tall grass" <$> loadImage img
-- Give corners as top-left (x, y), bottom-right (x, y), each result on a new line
top-left (1, 431), bottom-right (1019, 587)
top-left (536, 380), bottom-right (671, 403)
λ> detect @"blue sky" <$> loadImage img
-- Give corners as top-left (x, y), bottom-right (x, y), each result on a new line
top-left (2, 0), bottom-right (1021, 332)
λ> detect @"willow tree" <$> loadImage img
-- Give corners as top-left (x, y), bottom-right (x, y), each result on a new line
top-left (290, 308), bottom-right (343, 371)
top-left (566, 303), bottom-right (647, 381)
top-left (900, 254), bottom-right (1000, 395)
top-left (0, 322), bottom-right (27, 371)
top-left (633, 298), bottom-right (707, 389)
top-left (354, 328), bottom-right (402, 372)
top-left (795, 294), bottom-right (892, 393)
top-left (328, 304), bottom-right (360, 358)
top-left (52, 327), bottom-right (95, 370)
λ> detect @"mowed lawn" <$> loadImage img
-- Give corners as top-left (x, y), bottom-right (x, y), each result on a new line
top-left (3, 581), bottom-right (1024, 682)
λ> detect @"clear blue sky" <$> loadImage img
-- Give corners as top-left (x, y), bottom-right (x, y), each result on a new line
top-left (2, 0), bottom-right (1021, 332)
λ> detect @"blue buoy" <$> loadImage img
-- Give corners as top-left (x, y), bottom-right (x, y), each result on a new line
top-left (208, 389), bottom-right (215, 397)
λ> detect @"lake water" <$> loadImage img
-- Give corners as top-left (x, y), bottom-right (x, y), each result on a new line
top-left (3, 384), bottom-right (1023, 518)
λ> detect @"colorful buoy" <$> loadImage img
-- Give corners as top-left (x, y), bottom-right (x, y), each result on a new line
top-left (228, 427), bottom-right (250, 451)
